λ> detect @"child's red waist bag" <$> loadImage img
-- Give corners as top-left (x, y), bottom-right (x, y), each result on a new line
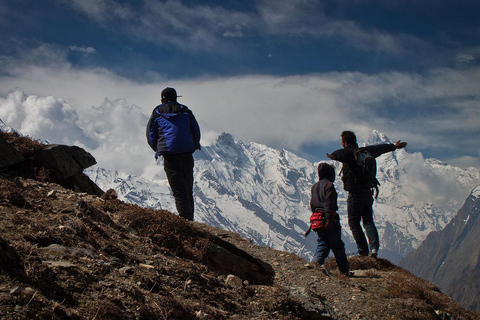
top-left (305, 210), bottom-right (338, 236)
top-left (310, 210), bottom-right (326, 231)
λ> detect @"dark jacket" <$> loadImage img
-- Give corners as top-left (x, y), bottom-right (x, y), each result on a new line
top-left (146, 101), bottom-right (201, 157)
top-left (331, 143), bottom-right (396, 192)
top-left (310, 163), bottom-right (338, 221)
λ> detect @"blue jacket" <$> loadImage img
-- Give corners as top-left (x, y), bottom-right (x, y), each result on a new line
top-left (146, 101), bottom-right (201, 157)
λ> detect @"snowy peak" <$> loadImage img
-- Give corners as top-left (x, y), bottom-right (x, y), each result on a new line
top-left (0, 119), bottom-right (13, 133)
top-left (470, 185), bottom-right (480, 200)
top-left (216, 132), bottom-right (236, 146)
top-left (365, 129), bottom-right (392, 146)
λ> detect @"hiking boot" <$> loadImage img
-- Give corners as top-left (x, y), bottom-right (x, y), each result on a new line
top-left (369, 249), bottom-right (378, 258)
top-left (339, 269), bottom-right (354, 277)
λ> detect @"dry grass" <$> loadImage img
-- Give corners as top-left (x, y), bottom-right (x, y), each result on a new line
top-left (0, 131), bottom-right (52, 181)
top-left (383, 268), bottom-right (470, 317)
top-left (100, 199), bottom-right (212, 262)
top-left (0, 131), bottom-right (45, 157)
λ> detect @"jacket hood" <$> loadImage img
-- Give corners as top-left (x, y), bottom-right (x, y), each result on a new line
top-left (318, 163), bottom-right (335, 182)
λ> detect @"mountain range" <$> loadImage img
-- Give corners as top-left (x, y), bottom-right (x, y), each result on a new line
top-left (85, 130), bottom-right (480, 264)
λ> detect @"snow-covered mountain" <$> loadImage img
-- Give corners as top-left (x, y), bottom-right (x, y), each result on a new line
top-left (86, 131), bottom-right (480, 263)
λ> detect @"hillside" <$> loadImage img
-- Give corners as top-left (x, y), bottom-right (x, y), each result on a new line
top-left (400, 186), bottom-right (480, 312)
top-left (0, 131), bottom-right (478, 320)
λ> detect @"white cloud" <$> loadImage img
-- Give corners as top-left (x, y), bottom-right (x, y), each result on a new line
top-left (56, 0), bottom-right (255, 51)
top-left (448, 155), bottom-right (480, 170)
top-left (24, 44), bottom-right (69, 66)
top-left (0, 88), bottom-right (94, 147)
top-left (0, 88), bottom-right (153, 175)
top-left (0, 89), bottom-right (27, 128)
top-left (223, 25), bottom-right (246, 38)
top-left (58, 0), bottom-right (127, 21)
top-left (395, 150), bottom-right (479, 210)
top-left (54, 0), bottom-right (420, 55)
top-left (69, 45), bottom-right (97, 55)
top-left (80, 98), bottom-right (152, 174)
top-left (255, 0), bottom-right (425, 55)
top-left (1, 61), bottom-right (479, 175)
top-left (256, 0), bottom-right (324, 31)
top-left (455, 52), bottom-right (475, 63)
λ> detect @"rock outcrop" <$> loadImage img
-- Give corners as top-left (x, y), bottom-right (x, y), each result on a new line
top-left (0, 132), bottom-right (103, 196)
top-left (0, 135), bottom-right (24, 169)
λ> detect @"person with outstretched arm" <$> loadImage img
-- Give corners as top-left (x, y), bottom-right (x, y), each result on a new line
top-left (326, 130), bottom-right (407, 258)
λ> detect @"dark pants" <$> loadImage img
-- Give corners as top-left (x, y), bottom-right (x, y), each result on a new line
top-left (163, 153), bottom-right (195, 221)
top-left (347, 190), bottom-right (378, 255)
top-left (314, 222), bottom-right (350, 275)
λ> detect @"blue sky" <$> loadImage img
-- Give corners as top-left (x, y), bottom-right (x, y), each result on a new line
top-left (1, 0), bottom-right (479, 175)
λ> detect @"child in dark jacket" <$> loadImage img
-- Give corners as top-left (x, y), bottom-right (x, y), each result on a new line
top-left (310, 162), bottom-right (351, 276)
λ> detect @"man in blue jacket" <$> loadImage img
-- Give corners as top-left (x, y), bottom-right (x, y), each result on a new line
top-left (327, 131), bottom-right (406, 258)
top-left (146, 87), bottom-right (201, 221)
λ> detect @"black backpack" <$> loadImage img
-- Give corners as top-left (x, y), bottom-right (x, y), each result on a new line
top-left (342, 148), bottom-right (380, 198)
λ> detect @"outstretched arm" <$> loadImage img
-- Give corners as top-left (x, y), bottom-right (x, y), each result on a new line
top-left (326, 153), bottom-right (336, 160)
top-left (326, 148), bottom-right (350, 163)
top-left (395, 140), bottom-right (407, 149)
top-left (367, 141), bottom-right (407, 158)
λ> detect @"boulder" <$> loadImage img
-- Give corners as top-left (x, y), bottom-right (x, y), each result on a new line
top-left (0, 135), bottom-right (24, 170)
top-left (204, 235), bottom-right (275, 285)
top-left (34, 144), bottom-right (96, 180)
top-left (63, 172), bottom-right (104, 197)
top-left (0, 134), bottom-right (104, 196)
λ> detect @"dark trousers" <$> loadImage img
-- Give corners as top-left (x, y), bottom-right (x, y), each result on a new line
top-left (163, 154), bottom-right (195, 221)
top-left (314, 222), bottom-right (350, 275)
top-left (347, 190), bottom-right (378, 255)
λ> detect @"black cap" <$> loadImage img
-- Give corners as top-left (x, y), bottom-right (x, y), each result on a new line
top-left (161, 87), bottom-right (181, 101)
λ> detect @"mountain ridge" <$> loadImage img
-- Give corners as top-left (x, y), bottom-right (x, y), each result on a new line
top-left (87, 131), bottom-right (480, 263)
top-left (400, 186), bottom-right (480, 312)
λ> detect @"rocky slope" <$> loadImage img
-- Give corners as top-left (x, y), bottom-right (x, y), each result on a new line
top-left (400, 186), bottom-right (480, 312)
top-left (1, 126), bottom-right (479, 319)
